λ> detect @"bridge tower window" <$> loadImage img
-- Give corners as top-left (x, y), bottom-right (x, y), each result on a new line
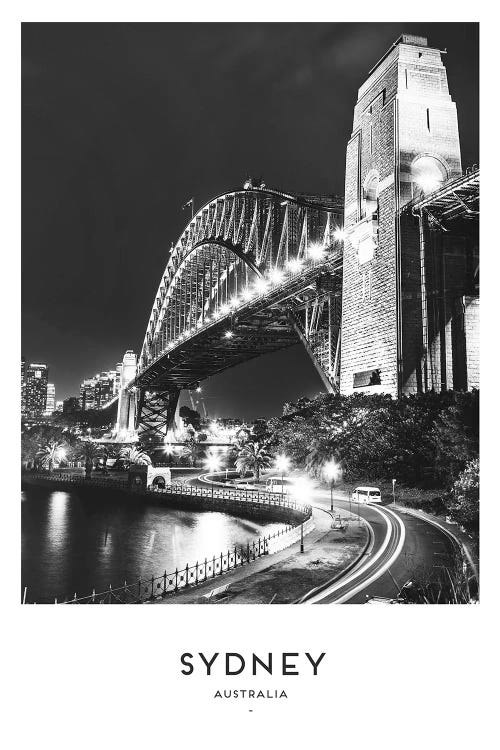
top-left (362, 173), bottom-right (379, 220)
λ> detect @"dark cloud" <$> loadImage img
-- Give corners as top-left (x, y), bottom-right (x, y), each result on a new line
top-left (22, 22), bottom-right (478, 417)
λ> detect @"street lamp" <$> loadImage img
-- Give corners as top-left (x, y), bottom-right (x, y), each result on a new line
top-left (274, 454), bottom-right (290, 496)
top-left (205, 455), bottom-right (221, 499)
top-left (392, 478), bottom-right (396, 507)
top-left (323, 460), bottom-right (340, 512)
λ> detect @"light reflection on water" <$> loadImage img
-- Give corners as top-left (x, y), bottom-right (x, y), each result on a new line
top-left (21, 486), bottom-right (282, 603)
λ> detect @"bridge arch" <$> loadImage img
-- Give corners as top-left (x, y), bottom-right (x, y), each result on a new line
top-left (139, 187), bottom-right (343, 374)
top-left (130, 186), bottom-right (344, 444)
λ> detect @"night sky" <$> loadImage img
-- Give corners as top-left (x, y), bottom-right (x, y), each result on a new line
top-left (22, 22), bottom-right (478, 419)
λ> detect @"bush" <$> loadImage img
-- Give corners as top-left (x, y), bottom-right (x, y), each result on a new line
top-left (446, 459), bottom-right (479, 533)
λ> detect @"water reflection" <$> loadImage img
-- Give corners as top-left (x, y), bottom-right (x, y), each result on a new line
top-left (22, 486), bottom-right (282, 603)
top-left (47, 492), bottom-right (70, 550)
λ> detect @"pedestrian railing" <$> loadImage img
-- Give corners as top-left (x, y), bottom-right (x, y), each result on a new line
top-left (59, 518), bottom-right (314, 604)
top-left (23, 472), bottom-right (310, 514)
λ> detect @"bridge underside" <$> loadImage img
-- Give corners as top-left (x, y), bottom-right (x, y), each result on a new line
top-left (135, 259), bottom-right (342, 443)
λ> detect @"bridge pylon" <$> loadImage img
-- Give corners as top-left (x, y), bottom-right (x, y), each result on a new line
top-left (136, 389), bottom-right (180, 448)
top-left (340, 34), bottom-right (478, 396)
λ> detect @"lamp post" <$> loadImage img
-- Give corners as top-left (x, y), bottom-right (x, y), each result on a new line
top-left (323, 460), bottom-right (340, 513)
top-left (205, 455), bottom-right (221, 499)
top-left (392, 478), bottom-right (396, 507)
top-left (274, 454), bottom-right (290, 497)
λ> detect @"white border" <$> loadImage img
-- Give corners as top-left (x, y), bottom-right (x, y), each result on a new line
top-left (3, 5), bottom-right (496, 748)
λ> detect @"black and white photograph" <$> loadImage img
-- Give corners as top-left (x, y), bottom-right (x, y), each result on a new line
top-left (6, 5), bottom-right (497, 746)
top-left (20, 21), bottom-right (480, 606)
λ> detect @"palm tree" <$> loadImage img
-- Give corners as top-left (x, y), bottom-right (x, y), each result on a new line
top-left (120, 445), bottom-right (152, 466)
top-left (76, 440), bottom-right (105, 478)
top-left (235, 441), bottom-right (272, 483)
top-left (37, 440), bottom-right (67, 473)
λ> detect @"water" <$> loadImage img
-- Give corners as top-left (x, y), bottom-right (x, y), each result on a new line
top-left (21, 486), bottom-right (283, 603)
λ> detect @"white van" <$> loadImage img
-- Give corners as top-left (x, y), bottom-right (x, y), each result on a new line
top-left (265, 476), bottom-right (293, 494)
top-left (352, 486), bottom-right (382, 504)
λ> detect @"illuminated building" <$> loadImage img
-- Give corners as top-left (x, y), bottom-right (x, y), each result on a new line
top-left (25, 363), bottom-right (48, 417)
top-left (44, 383), bottom-right (56, 415)
top-left (21, 357), bottom-right (26, 416)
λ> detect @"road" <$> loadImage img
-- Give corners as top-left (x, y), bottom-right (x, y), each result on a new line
top-left (58, 467), bottom-right (460, 603)
top-left (183, 472), bottom-right (460, 603)
top-left (301, 489), bottom-right (457, 603)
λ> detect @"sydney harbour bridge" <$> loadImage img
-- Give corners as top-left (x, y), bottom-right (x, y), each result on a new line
top-left (118, 186), bottom-right (345, 443)
top-left (116, 34), bottom-right (480, 445)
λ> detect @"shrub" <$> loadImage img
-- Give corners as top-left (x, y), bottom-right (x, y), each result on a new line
top-left (446, 458), bottom-right (479, 534)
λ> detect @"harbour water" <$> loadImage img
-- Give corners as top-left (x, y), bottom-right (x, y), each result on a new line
top-left (21, 486), bottom-right (282, 603)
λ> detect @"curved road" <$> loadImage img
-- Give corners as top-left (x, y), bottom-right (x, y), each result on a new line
top-left (185, 473), bottom-right (459, 604)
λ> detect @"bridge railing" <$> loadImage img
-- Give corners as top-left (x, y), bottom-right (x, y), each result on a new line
top-left (55, 516), bottom-right (314, 604)
top-left (23, 472), bottom-right (310, 514)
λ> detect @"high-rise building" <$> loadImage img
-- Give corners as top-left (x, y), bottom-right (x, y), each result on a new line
top-left (79, 370), bottom-right (119, 410)
top-left (80, 377), bottom-right (97, 410)
top-left (95, 372), bottom-right (115, 408)
top-left (21, 357), bottom-right (26, 416)
top-left (25, 363), bottom-right (49, 417)
top-left (44, 383), bottom-right (56, 416)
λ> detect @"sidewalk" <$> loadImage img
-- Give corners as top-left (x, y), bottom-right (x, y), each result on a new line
top-left (158, 505), bottom-right (369, 604)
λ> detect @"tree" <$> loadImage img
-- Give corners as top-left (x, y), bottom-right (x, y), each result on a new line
top-left (76, 440), bottom-right (106, 478)
top-left (179, 405), bottom-right (201, 431)
top-left (36, 440), bottom-right (67, 473)
top-left (21, 431), bottom-right (40, 469)
top-left (305, 439), bottom-right (335, 479)
top-left (447, 458), bottom-right (479, 534)
top-left (235, 441), bottom-right (272, 483)
top-left (181, 437), bottom-right (198, 467)
top-left (120, 445), bottom-right (152, 466)
top-left (432, 391), bottom-right (479, 485)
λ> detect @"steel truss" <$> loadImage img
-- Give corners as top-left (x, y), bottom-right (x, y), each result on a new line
top-left (137, 389), bottom-right (180, 444)
top-left (134, 186), bottom-right (343, 440)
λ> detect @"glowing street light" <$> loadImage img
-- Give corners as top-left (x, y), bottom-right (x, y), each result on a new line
top-left (205, 454), bottom-right (222, 498)
top-left (415, 174), bottom-right (441, 194)
top-left (323, 459), bottom-right (340, 512)
top-left (268, 268), bottom-right (284, 285)
top-left (286, 258), bottom-right (303, 274)
top-left (254, 277), bottom-right (269, 295)
top-left (307, 242), bottom-right (325, 261)
top-left (241, 287), bottom-right (254, 302)
top-left (220, 304), bottom-right (230, 316)
top-left (333, 227), bottom-right (345, 242)
top-left (274, 454), bottom-right (290, 496)
top-left (224, 330), bottom-right (234, 339)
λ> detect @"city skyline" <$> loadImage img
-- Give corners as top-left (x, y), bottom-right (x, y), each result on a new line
top-left (22, 23), bottom-right (479, 417)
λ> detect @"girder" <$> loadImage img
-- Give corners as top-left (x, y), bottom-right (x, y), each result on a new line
top-left (133, 186), bottom-right (344, 440)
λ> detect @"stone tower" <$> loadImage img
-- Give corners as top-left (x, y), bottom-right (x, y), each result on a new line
top-left (116, 349), bottom-right (137, 436)
top-left (340, 34), bottom-right (464, 396)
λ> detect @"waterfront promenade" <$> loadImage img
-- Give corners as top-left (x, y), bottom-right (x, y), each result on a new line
top-left (157, 505), bottom-right (368, 604)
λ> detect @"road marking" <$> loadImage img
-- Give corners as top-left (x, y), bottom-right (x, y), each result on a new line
top-left (331, 507), bottom-right (406, 604)
top-left (304, 505), bottom-right (403, 604)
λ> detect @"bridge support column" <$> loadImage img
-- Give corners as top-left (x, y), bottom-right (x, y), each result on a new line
top-left (136, 389), bottom-right (181, 447)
